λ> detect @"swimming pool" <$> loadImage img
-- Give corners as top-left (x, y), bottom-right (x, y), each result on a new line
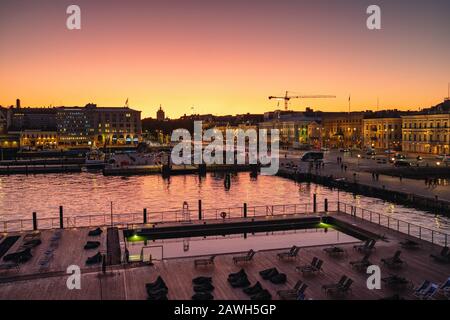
top-left (124, 225), bottom-right (360, 261)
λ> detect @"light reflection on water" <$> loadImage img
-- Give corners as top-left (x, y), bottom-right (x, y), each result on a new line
top-left (0, 172), bottom-right (448, 232)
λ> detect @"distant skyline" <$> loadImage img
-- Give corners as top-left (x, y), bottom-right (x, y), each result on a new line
top-left (1, 0), bottom-right (450, 118)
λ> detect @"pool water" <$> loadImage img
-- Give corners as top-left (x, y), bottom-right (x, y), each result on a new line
top-left (125, 227), bottom-right (360, 260)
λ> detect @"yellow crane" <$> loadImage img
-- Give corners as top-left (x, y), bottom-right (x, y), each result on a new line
top-left (269, 91), bottom-right (336, 111)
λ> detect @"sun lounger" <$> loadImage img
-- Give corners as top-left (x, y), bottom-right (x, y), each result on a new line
top-left (193, 276), bottom-right (212, 285)
top-left (192, 292), bottom-right (213, 300)
top-left (354, 239), bottom-right (376, 253)
top-left (322, 275), bottom-right (348, 292)
top-left (194, 282), bottom-right (215, 293)
top-left (260, 267), bottom-right (279, 280)
top-left (350, 253), bottom-right (372, 271)
top-left (323, 246), bottom-right (347, 257)
top-left (381, 250), bottom-right (405, 268)
top-left (3, 247), bottom-right (33, 264)
top-left (296, 257), bottom-right (323, 274)
top-left (326, 278), bottom-right (353, 296)
top-left (0, 262), bottom-right (19, 272)
top-left (382, 275), bottom-right (412, 290)
top-left (194, 255), bottom-right (216, 267)
top-left (232, 249), bottom-right (255, 264)
top-left (86, 252), bottom-right (103, 265)
top-left (84, 241), bottom-right (101, 250)
top-left (430, 246), bottom-right (450, 263)
top-left (250, 289), bottom-right (272, 300)
top-left (228, 269), bottom-right (250, 287)
top-left (88, 227), bottom-right (103, 237)
top-left (20, 239), bottom-right (42, 250)
top-left (277, 246), bottom-right (300, 260)
top-left (439, 277), bottom-right (450, 293)
top-left (420, 283), bottom-right (439, 300)
top-left (23, 232), bottom-right (41, 242)
top-left (400, 239), bottom-right (420, 249)
top-left (277, 280), bottom-right (307, 300)
top-left (228, 269), bottom-right (246, 282)
top-left (269, 273), bottom-right (287, 284)
top-left (413, 280), bottom-right (431, 297)
top-left (244, 282), bottom-right (264, 296)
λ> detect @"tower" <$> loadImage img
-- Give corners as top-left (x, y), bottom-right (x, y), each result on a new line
top-left (156, 105), bottom-right (165, 121)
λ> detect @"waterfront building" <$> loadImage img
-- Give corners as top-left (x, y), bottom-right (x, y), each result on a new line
top-left (0, 106), bottom-right (7, 134)
top-left (56, 107), bottom-right (90, 146)
top-left (0, 133), bottom-right (20, 150)
top-left (259, 119), bottom-right (321, 149)
top-left (87, 104), bottom-right (142, 146)
top-left (8, 107), bottom-right (57, 132)
top-left (5, 101), bottom-right (142, 147)
top-left (322, 112), bottom-right (364, 149)
top-left (19, 130), bottom-right (59, 149)
top-left (363, 116), bottom-right (403, 150)
top-left (401, 99), bottom-right (450, 154)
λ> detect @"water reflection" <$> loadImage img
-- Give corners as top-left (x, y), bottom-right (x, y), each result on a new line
top-left (0, 172), bottom-right (448, 232)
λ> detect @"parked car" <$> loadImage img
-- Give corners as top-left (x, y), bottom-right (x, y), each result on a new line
top-left (394, 160), bottom-right (411, 167)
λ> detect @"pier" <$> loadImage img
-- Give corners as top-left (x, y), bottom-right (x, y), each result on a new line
top-left (0, 201), bottom-right (449, 300)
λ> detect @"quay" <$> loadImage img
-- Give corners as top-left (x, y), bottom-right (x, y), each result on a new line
top-left (102, 163), bottom-right (259, 176)
top-left (0, 201), bottom-right (449, 300)
top-left (278, 157), bottom-right (450, 215)
top-left (0, 164), bottom-right (82, 174)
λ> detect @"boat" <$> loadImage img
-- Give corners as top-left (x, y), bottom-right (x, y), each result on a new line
top-left (85, 149), bottom-right (106, 169)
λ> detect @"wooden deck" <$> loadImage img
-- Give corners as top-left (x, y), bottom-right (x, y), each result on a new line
top-left (0, 213), bottom-right (449, 300)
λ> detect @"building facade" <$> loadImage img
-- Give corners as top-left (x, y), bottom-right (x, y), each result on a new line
top-left (3, 102), bottom-right (142, 148)
top-left (322, 112), bottom-right (364, 149)
top-left (363, 117), bottom-right (402, 150)
top-left (402, 115), bottom-right (450, 154)
top-left (259, 119), bottom-right (322, 149)
top-left (0, 107), bottom-right (7, 134)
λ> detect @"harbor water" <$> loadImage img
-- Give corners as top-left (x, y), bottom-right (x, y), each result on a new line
top-left (0, 171), bottom-right (449, 233)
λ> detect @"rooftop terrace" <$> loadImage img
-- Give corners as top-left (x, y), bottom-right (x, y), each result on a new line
top-left (0, 208), bottom-right (449, 300)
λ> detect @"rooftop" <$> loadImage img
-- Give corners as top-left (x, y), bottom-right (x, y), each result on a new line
top-left (0, 212), bottom-right (449, 300)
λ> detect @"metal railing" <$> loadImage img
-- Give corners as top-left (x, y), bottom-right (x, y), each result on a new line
top-left (0, 202), bottom-right (323, 233)
top-left (339, 202), bottom-right (448, 247)
top-left (1, 201), bottom-right (448, 247)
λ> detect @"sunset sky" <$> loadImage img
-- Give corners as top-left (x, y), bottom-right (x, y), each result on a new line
top-left (1, 0), bottom-right (449, 118)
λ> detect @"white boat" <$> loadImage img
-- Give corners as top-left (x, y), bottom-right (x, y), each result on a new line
top-left (106, 151), bottom-right (167, 168)
top-left (85, 149), bottom-right (106, 169)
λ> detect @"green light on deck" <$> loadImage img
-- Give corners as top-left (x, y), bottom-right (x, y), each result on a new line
top-left (128, 234), bottom-right (146, 242)
top-left (318, 222), bottom-right (333, 229)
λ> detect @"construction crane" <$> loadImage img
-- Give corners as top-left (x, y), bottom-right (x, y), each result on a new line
top-left (268, 91), bottom-right (336, 111)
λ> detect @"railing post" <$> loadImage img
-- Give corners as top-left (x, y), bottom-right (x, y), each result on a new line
top-left (397, 220), bottom-right (400, 231)
top-left (387, 217), bottom-right (390, 229)
top-left (143, 208), bottom-right (147, 224)
top-left (198, 199), bottom-right (202, 220)
top-left (408, 223), bottom-right (410, 235)
top-left (419, 227), bottom-right (422, 239)
top-left (243, 203), bottom-right (247, 218)
top-left (431, 230), bottom-right (434, 244)
top-left (337, 201), bottom-right (340, 212)
top-left (59, 206), bottom-right (64, 229)
top-left (313, 194), bottom-right (317, 213)
top-left (32, 212), bottom-right (37, 231)
top-left (324, 198), bottom-right (328, 212)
